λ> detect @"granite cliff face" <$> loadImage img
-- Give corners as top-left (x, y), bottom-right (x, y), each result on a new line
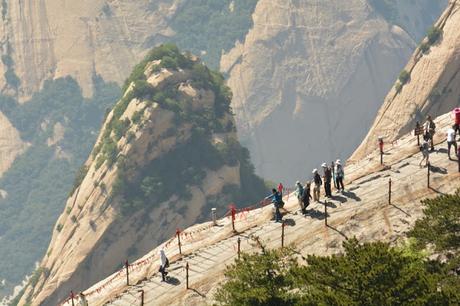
top-left (0, 0), bottom-right (183, 100)
top-left (351, 0), bottom-right (460, 161)
top-left (16, 46), bottom-right (266, 306)
top-left (0, 112), bottom-right (27, 178)
top-left (221, 0), bottom-right (446, 182)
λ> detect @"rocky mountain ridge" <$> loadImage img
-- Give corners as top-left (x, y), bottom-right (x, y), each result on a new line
top-left (16, 45), bottom-right (266, 306)
top-left (57, 110), bottom-right (459, 306)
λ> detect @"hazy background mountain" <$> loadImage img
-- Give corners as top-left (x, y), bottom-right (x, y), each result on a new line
top-left (0, 0), bottom-right (449, 300)
top-left (222, 0), bottom-right (447, 182)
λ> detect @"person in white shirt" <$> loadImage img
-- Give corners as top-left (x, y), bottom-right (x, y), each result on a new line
top-left (159, 249), bottom-right (169, 282)
top-left (447, 125), bottom-right (457, 160)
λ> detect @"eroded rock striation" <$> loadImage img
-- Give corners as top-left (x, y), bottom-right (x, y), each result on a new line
top-left (222, 0), bottom-right (446, 182)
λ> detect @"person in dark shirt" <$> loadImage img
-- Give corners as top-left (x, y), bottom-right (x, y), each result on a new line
top-left (322, 163), bottom-right (332, 197)
top-left (312, 169), bottom-right (322, 202)
top-left (265, 188), bottom-right (283, 222)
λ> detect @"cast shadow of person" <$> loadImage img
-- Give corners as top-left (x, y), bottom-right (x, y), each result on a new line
top-left (342, 191), bottom-right (361, 202)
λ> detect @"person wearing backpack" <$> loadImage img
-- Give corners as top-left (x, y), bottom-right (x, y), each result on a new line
top-left (335, 159), bottom-right (345, 192)
top-left (312, 169), bottom-right (322, 202)
top-left (295, 181), bottom-right (304, 213)
top-left (265, 188), bottom-right (283, 222)
top-left (419, 140), bottom-right (430, 168)
top-left (424, 115), bottom-right (436, 151)
top-left (159, 249), bottom-right (169, 282)
top-left (301, 182), bottom-right (312, 215)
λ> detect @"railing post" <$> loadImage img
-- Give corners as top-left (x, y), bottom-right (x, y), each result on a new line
top-left (231, 205), bottom-right (236, 233)
top-left (185, 262), bottom-right (189, 290)
top-left (416, 121), bottom-right (421, 146)
top-left (125, 260), bottom-right (130, 286)
top-left (237, 237), bottom-right (241, 260)
top-left (176, 229), bottom-right (182, 255)
top-left (70, 291), bottom-right (75, 306)
top-left (211, 208), bottom-right (217, 226)
top-left (388, 178), bottom-right (392, 205)
top-left (281, 221), bottom-right (285, 248)
top-left (325, 202), bottom-right (328, 226)
top-left (379, 137), bottom-right (384, 165)
top-left (138, 289), bottom-right (144, 306)
top-left (427, 162), bottom-right (431, 188)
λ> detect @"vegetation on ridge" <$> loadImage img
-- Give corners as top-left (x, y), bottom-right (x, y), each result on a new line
top-left (91, 44), bottom-right (267, 219)
top-left (169, 0), bottom-right (259, 69)
top-left (215, 191), bottom-right (460, 305)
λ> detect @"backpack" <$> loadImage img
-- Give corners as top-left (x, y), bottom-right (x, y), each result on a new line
top-left (165, 257), bottom-right (170, 268)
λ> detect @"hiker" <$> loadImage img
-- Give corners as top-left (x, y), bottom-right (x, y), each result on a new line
top-left (159, 249), bottom-right (169, 282)
top-left (335, 159), bottom-right (345, 192)
top-left (424, 115), bottom-right (436, 151)
top-left (295, 181), bottom-right (304, 213)
top-left (301, 182), bottom-right (312, 214)
top-left (79, 292), bottom-right (88, 306)
top-left (278, 182), bottom-right (284, 197)
top-left (331, 161), bottom-right (338, 190)
top-left (322, 163), bottom-right (332, 198)
top-left (447, 125), bottom-right (457, 160)
top-left (457, 146), bottom-right (460, 172)
top-left (265, 188), bottom-right (283, 222)
top-left (419, 139), bottom-right (430, 168)
top-left (312, 169), bottom-right (322, 202)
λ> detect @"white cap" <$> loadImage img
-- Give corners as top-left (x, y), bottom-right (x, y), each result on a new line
top-left (321, 163), bottom-right (327, 167)
top-left (312, 169), bottom-right (318, 173)
top-left (296, 180), bottom-right (300, 184)
top-left (336, 159), bottom-right (341, 164)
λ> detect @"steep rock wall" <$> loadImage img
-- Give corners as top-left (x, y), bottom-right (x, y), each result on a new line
top-left (222, 0), bottom-right (445, 182)
top-left (351, 0), bottom-right (460, 161)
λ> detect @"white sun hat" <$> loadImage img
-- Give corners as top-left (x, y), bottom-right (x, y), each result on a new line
top-left (321, 162), bottom-right (327, 167)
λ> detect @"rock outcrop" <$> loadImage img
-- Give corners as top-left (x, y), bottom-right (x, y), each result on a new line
top-left (0, 112), bottom-right (27, 178)
top-left (0, 0), bottom-right (182, 100)
top-left (58, 110), bottom-right (460, 306)
top-left (221, 0), bottom-right (446, 182)
top-left (18, 45), bottom-right (266, 306)
top-left (351, 0), bottom-right (460, 161)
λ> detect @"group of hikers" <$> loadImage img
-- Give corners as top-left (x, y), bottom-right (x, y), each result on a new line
top-left (266, 160), bottom-right (345, 223)
top-left (147, 111), bottom-right (460, 285)
top-left (419, 110), bottom-right (460, 172)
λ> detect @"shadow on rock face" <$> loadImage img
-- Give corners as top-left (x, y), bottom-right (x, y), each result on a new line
top-left (306, 208), bottom-right (328, 220)
top-left (429, 164), bottom-right (448, 174)
top-left (330, 195), bottom-right (348, 203)
top-left (342, 191), bottom-right (361, 201)
top-left (283, 218), bottom-right (296, 226)
top-left (166, 276), bottom-right (181, 286)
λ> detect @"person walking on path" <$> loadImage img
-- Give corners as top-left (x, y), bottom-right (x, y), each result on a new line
top-left (312, 169), bottom-right (322, 202)
top-left (424, 115), bottom-right (436, 151)
top-left (301, 182), bottom-right (312, 215)
top-left (295, 181), bottom-right (304, 213)
top-left (419, 140), bottom-right (430, 168)
top-left (335, 159), bottom-right (345, 192)
top-left (159, 249), bottom-right (169, 282)
top-left (266, 188), bottom-right (283, 222)
top-left (278, 182), bottom-right (284, 197)
top-left (79, 292), bottom-right (88, 306)
top-left (331, 161), bottom-right (338, 190)
top-left (322, 163), bottom-right (332, 198)
top-left (447, 125), bottom-right (457, 160)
